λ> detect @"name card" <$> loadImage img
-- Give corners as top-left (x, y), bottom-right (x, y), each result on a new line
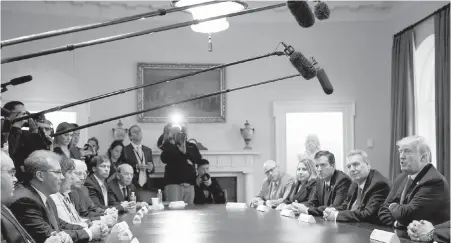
top-left (275, 203), bottom-right (286, 211)
top-left (141, 206), bottom-right (148, 214)
top-left (168, 201), bottom-right (187, 209)
top-left (298, 214), bottom-right (316, 223)
top-left (370, 229), bottom-right (400, 243)
top-left (280, 209), bottom-right (295, 218)
top-left (130, 238), bottom-right (140, 243)
top-left (226, 202), bottom-right (247, 209)
top-left (111, 221), bottom-right (129, 233)
top-left (256, 205), bottom-right (270, 212)
top-left (118, 229), bottom-right (133, 241)
top-left (132, 215), bottom-right (142, 225)
top-left (136, 210), bottom-right (144, 218)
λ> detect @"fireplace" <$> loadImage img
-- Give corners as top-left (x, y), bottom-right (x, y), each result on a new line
top-left (150, 151), bottom-right (260, 203)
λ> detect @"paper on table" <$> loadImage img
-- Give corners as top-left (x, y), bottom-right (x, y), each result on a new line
top-left (130, 237), bottom-right (140, 243)
top-left (136, 210), bottom-right (144, 218)
top-left (275, 203), bottom-right (286, 211)
top-left (370, 229), bottom-right (400, 243)
top-left (298, 213), bottom-right (316, 223)
top-left (256, 205), bottom-right (270, 212)
top-left (118, 229), bottom-right (133, 241)
top-left (141, 206), bottom-right (148, 214)
top-left (226, 203), bottom-right (247, 209)
top-left (280, 209), bottom-right (295, 218)
top-left (168, 201), bottom-right (187, 209)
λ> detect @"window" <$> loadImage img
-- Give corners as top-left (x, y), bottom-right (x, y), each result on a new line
top-left (414, 34), bottom-right (436, 167)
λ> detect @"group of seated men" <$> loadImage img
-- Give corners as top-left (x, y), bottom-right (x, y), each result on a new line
top-left (250, 135), bottom-right (450, 243)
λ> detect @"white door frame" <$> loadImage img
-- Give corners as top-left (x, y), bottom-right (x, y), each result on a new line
top-left (273, 101), bottom-right (356, 173)
top-left (3, 99), bottom-right (91, 147)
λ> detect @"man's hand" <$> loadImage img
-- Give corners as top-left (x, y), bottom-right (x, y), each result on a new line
top-left (407, 220), bottom-right (435, 242)
top-left (44, 235), bottom-right (64, 243)
top-left (53, 232), bottom-right (72, 243)
top-left (11, 111), bottom-right (27, 128)
top-left (178, 143), bottom-right (186, 154)
top-left (389, 203), bottom-right (398, 211)
top-left (323, 207), bottom-right (337, 221)
top-left (196, 176), bottom-right (202, 186)
top-left (88, 222), bottom-right (103, 240)
top-left (275, 203), bottom-right (286, 211)
top-left (146, 163), bottom-right (154, 172)
top-left (291, 202), bottom-right (308, 214)
top-left (100, 214), bottom-right (116, 227)
top-left (250, 197), bottom-right (264, 207)
top-left (203, 178), bottom-right (212, 187)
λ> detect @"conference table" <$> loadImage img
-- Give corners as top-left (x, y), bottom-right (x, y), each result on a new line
top-left (116, 204), bottom-right (415, 243)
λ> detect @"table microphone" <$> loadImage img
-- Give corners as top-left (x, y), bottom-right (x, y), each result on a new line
top-left (281, 42), bottom-right (316, 80)
top-left (287, 1), bottom-right (315, 28)
top-left (314, 1), bottom-right (331, 20)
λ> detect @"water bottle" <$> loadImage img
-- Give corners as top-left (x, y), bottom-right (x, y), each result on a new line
top-left (130, 192), bottom-right (137, 213)
top-left (157, 189), bottom-right (163, 205)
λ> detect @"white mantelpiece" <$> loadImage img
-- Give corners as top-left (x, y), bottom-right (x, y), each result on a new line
top-left (150, 151), bottom-right (260, 203)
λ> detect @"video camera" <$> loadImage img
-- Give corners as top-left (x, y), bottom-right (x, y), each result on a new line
top-left (163, 122), bottom-right (188, 146)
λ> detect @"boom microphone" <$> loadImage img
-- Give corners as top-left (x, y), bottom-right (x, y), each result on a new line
top-left (1, 75), bottom-right (33, 93)
top-left (287, 1), bottom-right (315, 28)
top-left (312, 57), bottom-right (333, 95)
top-left (314, 1), bottom-right (330, 20)
top-left (281, 42), bottom-right (316, 80)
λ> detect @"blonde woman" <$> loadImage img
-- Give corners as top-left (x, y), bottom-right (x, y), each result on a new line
top-left (277, 158), bottom-right (318, 211)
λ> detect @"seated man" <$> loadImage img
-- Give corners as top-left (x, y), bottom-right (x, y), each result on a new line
top-left (194, 159), bottom-right (226, 204)
top-left (9, 150), bottom-right (108, 243)
top-left (378, 135), bottom-right (450, 228)
top-left (323, 149), bottom-right (391, 224)
top-left (84, 155), bottom-right (111, 208)
top-left (1, 151), bottom-right (66, 243)
top-left (108, 164), bottom-right (143, 213)
top-left (295, 150), bottom-right (352, 217)
top-left (408, 220), bottom-right (450, 243)
top-left (250, 160), bottom-right (295, 208)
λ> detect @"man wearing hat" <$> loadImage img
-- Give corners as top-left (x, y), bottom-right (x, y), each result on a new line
top-left (194, 159), bottom-right (226, 204)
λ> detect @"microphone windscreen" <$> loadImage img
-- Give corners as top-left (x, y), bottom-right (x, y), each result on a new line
top-left (314, 2), bottom-right (330, 20)
top-left (10, 75), bottom-right (32, 86)
top-left (287, 1), bottom-right (315, 28)
top-left (289, 52), bottom-right (317, 80)
top-left (316, 69), bottom-right (333, 94)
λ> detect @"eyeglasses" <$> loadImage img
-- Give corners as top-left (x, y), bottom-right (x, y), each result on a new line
top-left (264, 167), bottom-right (277, 175)
top-left (40, 170), bottom-right (63, 174)
top-left (1, 169), bottom-right (16, 177)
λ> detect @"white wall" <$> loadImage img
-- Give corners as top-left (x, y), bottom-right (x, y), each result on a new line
top-left (1, 1), bottom-right (447, 195)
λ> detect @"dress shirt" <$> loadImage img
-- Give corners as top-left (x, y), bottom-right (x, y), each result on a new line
top-left (334, 177), bottom-right (368, 221)
top-left (94, 174), bottom-right (109, 207)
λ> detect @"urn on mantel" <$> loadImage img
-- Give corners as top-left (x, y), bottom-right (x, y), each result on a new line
top-left (240, 120), bottom-right (255, 150)
top-left (112, 120), bottom-right (128, 141)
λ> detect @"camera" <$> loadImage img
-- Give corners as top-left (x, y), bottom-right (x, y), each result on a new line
top-left (22, 111), bottom-right (46, 128)
top-left (163, 122), bottom-right (187, 146)
top-left (201, 173), bottom-right (211, 182)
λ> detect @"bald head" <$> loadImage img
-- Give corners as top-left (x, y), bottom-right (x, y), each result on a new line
top-left (73, 159), bottom-right (88, 186)
top-left (263, 160), bottom-right (280, 182)
top-left (117, 164), bottom-right (133, 186)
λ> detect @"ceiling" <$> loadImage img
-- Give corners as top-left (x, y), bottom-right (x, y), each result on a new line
top-left (0, 1), bottom-right (428, 23)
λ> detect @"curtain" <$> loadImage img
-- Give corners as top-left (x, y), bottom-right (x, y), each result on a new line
top-left (389, 30), bottom-right (416, 182)
top-left (434, 5), bottom-right (450, 182)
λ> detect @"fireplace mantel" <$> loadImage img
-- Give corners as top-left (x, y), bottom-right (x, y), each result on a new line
top-left (150, 150), bottom-right (261, 203)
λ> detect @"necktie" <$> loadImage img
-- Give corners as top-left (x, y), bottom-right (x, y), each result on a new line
top-left (400, 177), bottom-right (414, 204)
top-left (350, 187), bottom-right (363, 211)
top-left (2, 205), bottom-right (34, 243)
top-left (122, 187), bottom-right (128, 201)
top-left (100, 184), bottom-right (108, 206)
top-left (135, 146), bottom-right (147, 187)
top-left (63, 194), bottom-right (82, 223)
top-left (269, 182), bottom-right (278, 200)
top-left (45, 200), bottom-right (59, 231)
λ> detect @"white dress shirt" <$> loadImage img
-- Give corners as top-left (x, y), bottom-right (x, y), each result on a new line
top-left (94, 174), bottom-right (109, 207)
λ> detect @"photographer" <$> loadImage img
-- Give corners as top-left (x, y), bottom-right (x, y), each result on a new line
top-left (159, 123), bottom-right (201, 204)
top-left (194, 159), bottom-right (226, 205)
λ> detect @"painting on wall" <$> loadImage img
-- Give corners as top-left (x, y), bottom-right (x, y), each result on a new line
top-left (137, 63), bottom-right (226, 123)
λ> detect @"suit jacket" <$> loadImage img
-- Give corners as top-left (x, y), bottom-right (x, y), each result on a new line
top-left (335, 169), bottom-right (391, 224)
top-left (304, 170), bottom-right (352, 217)
top-left (434, 221), bottom-right (450, 243)
top-left (69, 186), bottom-right (104, 220)
top-left (1, 203), bottom-right (35, 243)
top-left (256, 172), bottom-right (295, 201)
top-left (107, 178), bottom-right (137, 213)
top-left (283, 179), bottom-right (317, 204)
top-left (84, 174), bottom-right (109, 209)
top-left (378, 164), bottom-right (450, 227)
top-left (9, 184), bottom-right (89, 243)
top-left (124, 143), bottom-right (155, 188)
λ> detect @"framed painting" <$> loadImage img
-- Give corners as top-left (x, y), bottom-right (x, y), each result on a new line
top-left (137, 63), bottom-right (226, 123)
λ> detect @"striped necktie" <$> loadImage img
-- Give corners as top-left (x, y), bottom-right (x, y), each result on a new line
top-left (2, 205), bottom-right (34, 243)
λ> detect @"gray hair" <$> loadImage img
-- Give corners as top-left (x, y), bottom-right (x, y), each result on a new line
top-left (60, 156), bottom-right (75, 175)
top-left (117, 164), bottom-right (132, 174)
top-left (396, 135), bottom-right (432, 163)
top-left (346, 149), bottom-right (371, 165)
top-left (305, 134), bottom-right (321, 149)
top-left (24, 150), bottom-right (61, 177)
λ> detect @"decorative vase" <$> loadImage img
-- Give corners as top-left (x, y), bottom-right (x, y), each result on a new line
top-left (240, 120), bottom-right (255, 150)
top-left (112, 120), bottom-right (128, 141)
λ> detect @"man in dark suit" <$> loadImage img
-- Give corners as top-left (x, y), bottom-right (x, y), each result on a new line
top-left (295, 150), bottom-right (352, 217)
top-left (8, 150), bottom-right (107, 243)
top-left (107, 164), bottom-right (141, 213)
top-left (194, 159), bottom-right (226, 204)
top-left (124, 125), bottom-right (155, 200)
top-left (84, 155), bottom-right (111, 208)
top-left (378, 135), bottom-right (450, 228)
top-left (408, 220), bottom-right (450, 243)
top-left (323, 149), bottom-right (391, 224)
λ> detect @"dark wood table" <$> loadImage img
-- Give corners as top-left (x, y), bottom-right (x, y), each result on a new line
top-left (117, 204), bottom-right (415, 243)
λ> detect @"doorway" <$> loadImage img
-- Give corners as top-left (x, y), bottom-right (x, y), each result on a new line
top-left (273, 101), bottom-right (355, 174)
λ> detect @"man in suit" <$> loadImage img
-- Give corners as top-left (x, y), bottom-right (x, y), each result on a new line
top-left (124, 125), bottom-right (155, 200)
top-left (1, 151), bottom-right (65, 243)
top-left (408, 220), bottom-right (450, 243)
top-left (107, 164), bottom-right (142, 213)
top-left (378, 135), bottom-right (450, 228)
top-left (295, 150), bottom-right (352, 217)
top-left (9, 150), bottom-right (107, 243)
top-left (194, 159), bottom-right (226, 205)
top-left (84, 156), bottom-right (111, 208)
top-left (323, 149), bottom-right (391, 224)
top-left (250, 160), bottom-right (295, 208)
